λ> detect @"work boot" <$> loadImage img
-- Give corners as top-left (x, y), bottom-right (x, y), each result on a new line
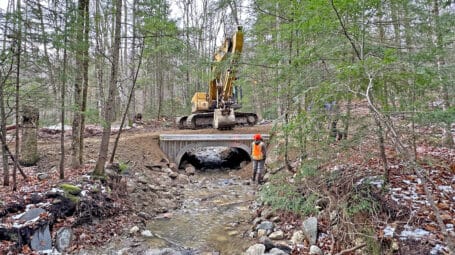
top-left (257, 174), bottom-right (263, 185)
top-left (252, 172), bottom-right (256, 182)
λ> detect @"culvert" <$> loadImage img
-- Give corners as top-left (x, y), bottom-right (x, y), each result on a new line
top-left (179, 146), bottom-right (251, 170)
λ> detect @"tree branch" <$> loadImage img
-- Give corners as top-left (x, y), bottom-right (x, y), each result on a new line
top-left (335, 243), bottom-right (366, 255)
top-left (330, 0), bottom-right (362, 60)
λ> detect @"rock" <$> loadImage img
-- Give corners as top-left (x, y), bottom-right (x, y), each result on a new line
top-left (157, 175), bottom-right (173, 187)
top-left (129, 226), bottom-right (140, 234)
top-left (55, 227), bottom-right (73, 252)
top-left (185, 165), bottom-right (196, 175)
top-left (261, 208), bottom-right (275, 219)
top-left (256, 220), bottom-right (274, 231)
top-left (138, 212), bottom-right (152, 220)
top-left (155, 212), bottom-right (173, 219)
top-left (30, 224), bottom-right (52, 251)
top-left (148, 184), bottom-right (161, 191)
top-left (290, 230), bottom-right (304, 244)
top-left (252, 217), bottom-right (262, 226)
top-left (29, 193), bottom-right (44, 204)
top-left (145, 248), bottom-right (183, 255)
top-left (392, 240), bottom-right (399, 251)
top-left (245, 244), bottom-right (266, 255)
top-left (269, 230), bottom-right (284, 240)
top-left (19, 207), bottom-right (46, 221)
top-left (309, 245), bottom-right (323, 255)
top-left (59, 183), bottom-right (82, 196)
top-left (259, 236), bottom-right (275, 250)
top-left (258, 229), bottom-right (267, 237)
top-left (141, 230), bottom-right (154, 237)
top-left (228, 231), bottom-right (239, 236)
top-left (168, 163), bottom-right (178, 171)
top-left (176, 174), bottom-right (190, 184)
top-left (266, 248), bottom-right (288, 255)
top-left (302, 217), bottom-right (318, 245)
top-left (263, 173), bottom-right (270, 182)
top-left (270, 216), bottom-right (280, 222)
top-left (168, 171), bottom-right (178, 179)
top-left (37, 173), bottom-right (49, 181)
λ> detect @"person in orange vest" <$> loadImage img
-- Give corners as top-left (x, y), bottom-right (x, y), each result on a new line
top-left (251, 133), bottom-right (267, 184)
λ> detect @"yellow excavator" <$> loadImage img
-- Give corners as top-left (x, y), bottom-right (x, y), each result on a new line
top-left (176, 26), bottom-right (258, 130)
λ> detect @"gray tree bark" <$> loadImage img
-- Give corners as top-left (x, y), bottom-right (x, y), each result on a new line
top-left (94, 0), bottom-right (122, 175)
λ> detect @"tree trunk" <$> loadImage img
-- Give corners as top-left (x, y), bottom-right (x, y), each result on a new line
top-left (14, 0), bottom-right (22, 191)
top-left (95, 0), bottom-right (106, 121)
top-left (59, 0), bottom-right (70, 179)
top-left (20, 106), bottom-right (39, 166)
top-left (79, 0), bottom-right (90, 164)
top-left (1, 3), bottom-right (13, 185)
top-left (432, 0), bottom-right (453, 148)
top-left (71, 0), bottom-right (86, 169)
top-left (110, 40), bottom-right (144, 164)
top-left (94, 0), bottom-right (122, 175)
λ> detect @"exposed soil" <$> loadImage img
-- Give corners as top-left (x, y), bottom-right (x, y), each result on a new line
top-left (0, 121), bottom-right (273, 253)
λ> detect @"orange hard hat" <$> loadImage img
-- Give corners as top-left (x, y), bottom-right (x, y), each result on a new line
top-left (253, 134), bottom-right (262, 140)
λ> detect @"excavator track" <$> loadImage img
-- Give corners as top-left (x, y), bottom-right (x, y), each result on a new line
top-left (176, 112), bottom-right (258, 130)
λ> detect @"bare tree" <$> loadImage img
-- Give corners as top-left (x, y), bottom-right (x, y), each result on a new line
top-left (94, 0), bottom-right (122, 175)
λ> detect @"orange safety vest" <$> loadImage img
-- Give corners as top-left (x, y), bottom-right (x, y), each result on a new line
top-left (252, 142), bottom-right (264, 160)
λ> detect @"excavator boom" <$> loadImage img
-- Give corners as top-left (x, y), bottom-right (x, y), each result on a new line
top-left (176, 26), bottom-right (258, 130)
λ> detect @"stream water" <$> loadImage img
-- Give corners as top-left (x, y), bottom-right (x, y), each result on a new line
top-left (146, 169), bottom-right (256, 254)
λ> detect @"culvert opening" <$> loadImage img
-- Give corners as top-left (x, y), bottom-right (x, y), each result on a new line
top-left (179, 146), bottom-right (251, 170)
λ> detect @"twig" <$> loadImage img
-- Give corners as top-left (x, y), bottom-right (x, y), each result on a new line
top-left (330, 0), bottom-right (361, 61)
top-left (0, 132), bottom-right (27, 180)
top-left (335, 243), bottom-right (366, 255)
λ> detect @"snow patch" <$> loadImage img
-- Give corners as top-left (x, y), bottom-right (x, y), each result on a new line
top-left (438, 185), bottom-right (453, 192)
top-left (356, 176), bottom-right (384, 188)
top-left (383, 225), bottom-right (395, 238)
top-left (399, 226), bottom-right (429, 240)
top-left (430, 244), bottom-right (447, 255)
top-left (44, 124), bottom-right (72, 131)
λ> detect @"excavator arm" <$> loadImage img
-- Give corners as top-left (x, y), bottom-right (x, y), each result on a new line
top-left (176, 26), bottom-right (257, 130)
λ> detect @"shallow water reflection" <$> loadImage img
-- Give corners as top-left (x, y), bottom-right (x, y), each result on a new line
top-left (146, 170), bottom-right (255, 254)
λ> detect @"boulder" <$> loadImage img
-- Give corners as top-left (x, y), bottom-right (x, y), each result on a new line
top-left (269, 230), bottom-right (284, 240)
top-left (59, 183), bottom-right (82, 196)
top-left (129, 226), bottom-right (140, 234)
top-left (256, 220), bottom-right (274, 231)
top-left (266, 248), bottom-right (289, 255)
top-left (141, 230), bottom-right (154, 237)
top-left (185, 165), bottom-right (196, 175)
top-left (309, 245), bottom-right (323, 255)
top-left (30, 224), bottom-right (52, 251)
top-left (19, 207), bottom-right (46, 221)
top-left (55, 227), bottom-right (73, 252)
top-left (245, 244), bottom-right (266, 255)
top-left (290, 230), bottom-right (304, 244)
top-left (302, 217), bottom-right (318, 245)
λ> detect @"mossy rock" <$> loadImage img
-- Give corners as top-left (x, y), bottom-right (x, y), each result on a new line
top-left (59, 183), bottom-right (82, 196)
top-left (65, 193), bottom-right (81, 203)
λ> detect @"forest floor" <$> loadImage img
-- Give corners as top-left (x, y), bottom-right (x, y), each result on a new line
top-left (0, 112), bottom-right (454, 254)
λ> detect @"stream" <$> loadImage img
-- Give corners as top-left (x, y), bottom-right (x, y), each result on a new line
top-left (146, 169), bottom-right (256, 254)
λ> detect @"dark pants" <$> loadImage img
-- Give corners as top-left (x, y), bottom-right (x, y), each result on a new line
top-left (252, 159), bottom-right (265, 182)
